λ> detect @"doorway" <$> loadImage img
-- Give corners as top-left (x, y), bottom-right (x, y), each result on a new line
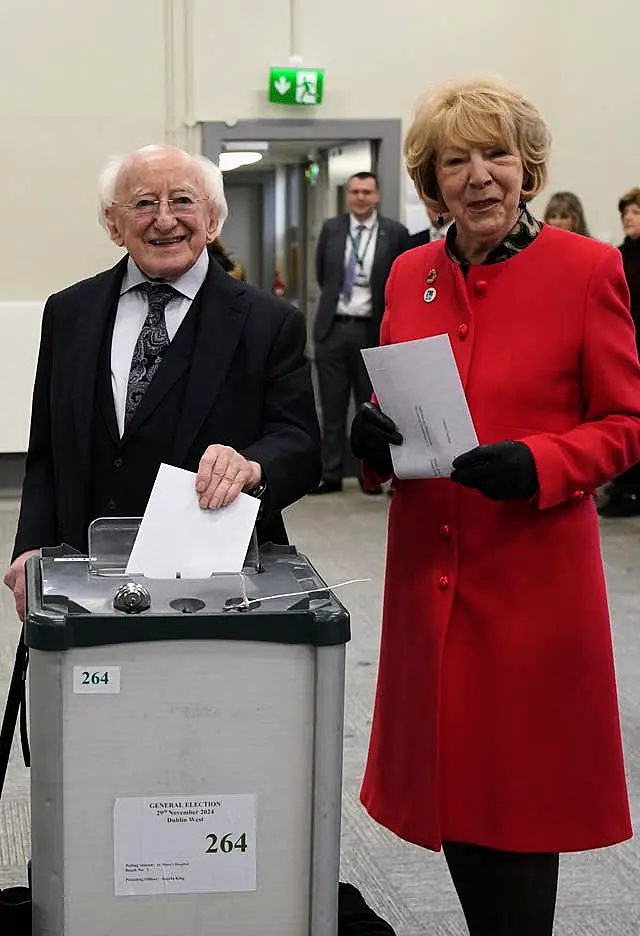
top-left (202, 118), bottom-right (402, 215)
top-left (221, 181), bottom-right (265, 286)
top-left (202, 120), bottom-right (403, 481)
top-left (201, 118), bottom-right (403, 332)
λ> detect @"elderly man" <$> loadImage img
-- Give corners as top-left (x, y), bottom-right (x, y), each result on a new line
top-left (4, 144), bottom-right (321, 618)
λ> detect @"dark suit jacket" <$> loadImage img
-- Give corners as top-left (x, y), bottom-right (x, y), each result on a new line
top-left (407, 228), bottom-right (431, 249)
top-left (314, 214), bottom-right (410, 346)
top-left (619, 236), bottom-right (640, 342)
top-left (12, 255), bottom-right (321, 560)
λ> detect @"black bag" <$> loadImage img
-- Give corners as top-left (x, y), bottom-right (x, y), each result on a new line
top-left (0, 886), bottom-right (31, 931)
top-left (338, 882), bottom-right (398, 935)
top-left (0, 626), bottom-right (32, 934)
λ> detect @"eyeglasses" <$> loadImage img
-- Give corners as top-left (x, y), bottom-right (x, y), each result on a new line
top-left (113, 195), bottom-right (208, 218)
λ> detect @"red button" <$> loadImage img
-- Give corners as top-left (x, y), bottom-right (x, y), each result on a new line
top-left (438, 575), bottom-right (449, 590)
top-left (572, 490), bottom-right (585, 499)
top-left (475, 279), bottom-right (488, 295)
top-left (439, 524), bottom-right (452, 540)
top-left (457, 323), bottom-right (469, 340)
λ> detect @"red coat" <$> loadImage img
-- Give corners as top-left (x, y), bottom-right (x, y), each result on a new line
top-left (360, 226), bottom-right (640, 853)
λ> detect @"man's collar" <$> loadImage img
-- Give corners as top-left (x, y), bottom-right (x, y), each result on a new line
top-left (349, 210), bottom-right (378, 230)
top-left (120, 247), bottom-right (209, 298)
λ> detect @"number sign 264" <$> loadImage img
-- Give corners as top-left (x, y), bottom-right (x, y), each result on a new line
top-left (206, 833), bottom-right (248, 854)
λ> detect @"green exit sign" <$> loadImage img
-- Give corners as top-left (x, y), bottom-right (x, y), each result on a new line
top-left (269, 67), bottom-right (324, 106)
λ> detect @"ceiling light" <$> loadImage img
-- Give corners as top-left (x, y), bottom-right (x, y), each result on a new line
top-left (219, 151), bottom-right (264, 172)
top-left (223, 141), bottom-right (270, 152)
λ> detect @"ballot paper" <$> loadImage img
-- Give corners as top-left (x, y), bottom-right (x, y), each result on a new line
top-left (126, 463), bottom-right (260, 578)
top-left (361, 334), bottom-right (478, 479)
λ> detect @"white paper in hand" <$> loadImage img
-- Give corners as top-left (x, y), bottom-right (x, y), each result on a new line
top-left (362, 334), bottom-right (478, 479)
top-left (126, 463), bottom-right (260, 578)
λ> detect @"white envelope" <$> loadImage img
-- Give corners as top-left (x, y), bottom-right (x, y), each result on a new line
top-left (362, 334), bottom-right (478, 479)
top-left (126, 463), bottom-right (260, 578)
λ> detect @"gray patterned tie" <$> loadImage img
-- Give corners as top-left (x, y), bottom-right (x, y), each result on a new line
top-left (124, 282), bottom-right (178, 427)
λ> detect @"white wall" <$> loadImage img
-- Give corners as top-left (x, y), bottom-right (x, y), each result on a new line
top-left (193, 0), bottom-right (537, 120)
top-left (4, 0), bottom-right (638, 292)
top-left (0, 303), bottom-right (43, 452)
top-left (0, 0), bottom-right (176, 449)
top-left (328, 143), bottom-right (372, 190)
top-left (1, 0), bottom-right (171, 300)
top-left (1, 0), bottom-right (639, 449)
top-left (192, 0), bottom-right (638, 238)
top-left (539, 0), bottom-right (640, 243)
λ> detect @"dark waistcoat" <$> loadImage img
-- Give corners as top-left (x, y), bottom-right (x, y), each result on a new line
top-left (87, 297), bottom-right (201, 548)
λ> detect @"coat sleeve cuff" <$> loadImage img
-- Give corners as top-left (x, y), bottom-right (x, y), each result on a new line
top-left (523, 434), bottom-right (597, 511)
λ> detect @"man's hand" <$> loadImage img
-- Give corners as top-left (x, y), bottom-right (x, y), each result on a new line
top-left (4, 549), bottom-right (41, 621)
top-left (451, 441), bottom-right (539, 501)
top-left (195, 445), bottom-right (261, 509)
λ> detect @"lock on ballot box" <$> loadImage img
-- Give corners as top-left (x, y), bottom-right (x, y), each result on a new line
top-left (24, 519), bottom-right (350, 936)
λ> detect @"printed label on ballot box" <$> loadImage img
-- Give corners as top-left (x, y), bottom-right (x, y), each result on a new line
top-left (113, 793), bottom-right (257, 896)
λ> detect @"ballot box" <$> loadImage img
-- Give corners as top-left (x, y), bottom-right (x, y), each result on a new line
top-left (24, 520), bottom-right (350, 936)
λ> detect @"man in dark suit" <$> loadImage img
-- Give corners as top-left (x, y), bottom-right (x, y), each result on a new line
top-left (4, 144), bottom-right (321, 618)
top-left (407, 205), bottom-right (452, 249)
top-left (311, 172), bottom-right (409, 495)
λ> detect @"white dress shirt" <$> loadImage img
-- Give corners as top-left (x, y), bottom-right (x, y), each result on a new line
top-left (111, 248), bottom-right (209, 436)
top-left (336, 211), bottom-right (379, 319)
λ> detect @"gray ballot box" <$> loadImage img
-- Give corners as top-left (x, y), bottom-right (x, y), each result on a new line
top-left (24, 519), bottom-right (350, 936)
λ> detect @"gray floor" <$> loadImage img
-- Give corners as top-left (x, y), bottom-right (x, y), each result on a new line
top-left (1, 482), bottom-right (639, 933)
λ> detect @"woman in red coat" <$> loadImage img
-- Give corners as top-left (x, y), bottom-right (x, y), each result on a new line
top-left (351, 77), bottom-right (640, 936)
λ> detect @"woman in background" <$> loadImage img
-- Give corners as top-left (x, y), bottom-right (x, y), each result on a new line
top-left (618, 187), bottom-right (640, 321)
top-left (544, 190), bottom-right (590, 236)
top-left (598, 187), bottom-right (640, 516)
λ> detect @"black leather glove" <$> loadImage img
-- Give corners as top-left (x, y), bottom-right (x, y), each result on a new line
top-left (450, 440), bottom-right (539, 501)
top-left (350, 402), bottom-right (403, 479)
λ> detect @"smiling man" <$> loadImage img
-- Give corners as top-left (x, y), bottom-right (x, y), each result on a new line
top-left (4, 144), bottom-right (321, 618)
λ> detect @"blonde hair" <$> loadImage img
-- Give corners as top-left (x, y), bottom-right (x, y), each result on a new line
top-left (405, 77), bottom-right (551, 213)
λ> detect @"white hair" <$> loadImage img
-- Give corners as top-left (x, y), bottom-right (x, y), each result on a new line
top-left (97, 145), bottom-right (228, 240)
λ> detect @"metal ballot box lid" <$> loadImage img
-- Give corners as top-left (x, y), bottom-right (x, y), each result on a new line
top-left (25, 518), bottom-right (350, 651)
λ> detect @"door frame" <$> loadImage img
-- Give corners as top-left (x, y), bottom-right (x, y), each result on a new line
top-left (201, 119), bottom-right (403, 219)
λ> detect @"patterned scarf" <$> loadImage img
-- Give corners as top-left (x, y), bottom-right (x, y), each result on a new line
top-left (445, 206), bottom-right (542, 274)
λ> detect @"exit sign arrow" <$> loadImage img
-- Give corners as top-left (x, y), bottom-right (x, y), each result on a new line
top-left (274, 76), bottom-right (291, 95)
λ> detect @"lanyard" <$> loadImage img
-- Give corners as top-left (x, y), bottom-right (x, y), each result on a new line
top-left (348, 223), bottom-right (377, 269)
